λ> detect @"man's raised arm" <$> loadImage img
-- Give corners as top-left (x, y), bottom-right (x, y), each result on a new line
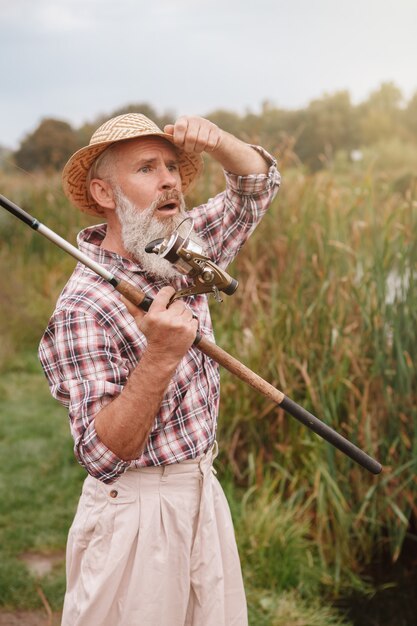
top-left (164, 115), bottom-right (270, 176)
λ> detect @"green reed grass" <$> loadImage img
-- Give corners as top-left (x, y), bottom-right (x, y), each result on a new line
top-left (212, 164), bottom-right (417, 584)
top-left (0, 159), bottom-right (416, 613)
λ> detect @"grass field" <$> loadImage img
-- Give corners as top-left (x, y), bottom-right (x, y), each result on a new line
top-left (0, 354), bottom-right (84, 612)
top-left (0, 354), bottom-right (353, 625)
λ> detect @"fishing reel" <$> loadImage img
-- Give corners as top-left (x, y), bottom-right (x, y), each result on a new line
top-left (145, 218), bottom-right (238, 303)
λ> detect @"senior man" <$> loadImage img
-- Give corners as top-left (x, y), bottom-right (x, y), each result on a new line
top-left (39, 112), bottom-right (280, 626)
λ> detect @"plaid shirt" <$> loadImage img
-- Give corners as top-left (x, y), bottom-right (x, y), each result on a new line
top-left (39, 148), bottom-right (280, 483)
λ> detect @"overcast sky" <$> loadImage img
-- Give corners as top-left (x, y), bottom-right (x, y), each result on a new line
top-left (0, 0), bottom-right (416, 149)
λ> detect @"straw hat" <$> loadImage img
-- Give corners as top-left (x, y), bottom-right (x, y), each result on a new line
top-left (62, 113), bottom-right (204, 216)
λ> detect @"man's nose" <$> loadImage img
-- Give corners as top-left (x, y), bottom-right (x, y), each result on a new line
top-left (159, 166), bottom-right (178, 189)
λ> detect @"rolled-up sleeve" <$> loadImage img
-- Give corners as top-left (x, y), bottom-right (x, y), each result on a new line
top-left (191, 146), bottom-right (281, 268)
top-left (224, 145), bottom-right (280, 195)
top-left (39, 309), bottom-right (132, 483)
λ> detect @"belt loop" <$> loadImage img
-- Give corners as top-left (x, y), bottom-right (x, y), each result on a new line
top-left (198, 455), bottom-right (205, 479)
top-left (161, 465), bottom-right (168, 483)
top-left (211, 440), bottom-right (218, 475)
top-left (198, 440), bottom-right (219, 478)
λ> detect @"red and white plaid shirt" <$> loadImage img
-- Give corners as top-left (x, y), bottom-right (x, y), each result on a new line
top-left (39, 148), bottom-right (280, 483)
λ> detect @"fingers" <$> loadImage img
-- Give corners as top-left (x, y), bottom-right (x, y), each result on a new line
top-left (121, 285), bottom-right (198, 361)
top-left (164, 116), bottom-right (222, 154)
top-left (156, 289), bottom-right (196, 324)
top-left (132, 286), bottom-right (196, 327)
top-left (171, 303), bottom-right (196, 325)
top-left (122, 286), bottom-right (193, 319)
top-left (141, 288), bottom-right (199, 359)
top-left (164, 124), bottom-right (174, 136)
top-left (147, 286), bottom-right (176, 312)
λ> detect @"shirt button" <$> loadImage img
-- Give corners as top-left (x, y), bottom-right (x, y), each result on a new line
top-left (109, 489), bottom-right (118, 498)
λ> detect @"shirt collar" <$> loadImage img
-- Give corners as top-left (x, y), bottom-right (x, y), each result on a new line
top-left (77, 223), bottom-right (145, 272)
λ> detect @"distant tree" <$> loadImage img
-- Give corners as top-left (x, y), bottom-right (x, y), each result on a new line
top-left (11, 90), bottom-right (417, 177)
top-left (293, 91), bottom-right (359, 169)
top-left (403, 91), bottom-right (417, 140)
top-left (14, 118), bottom-right (79, 171)
top-left (358, 82), bottom-right (404, 144)
top-left (366, 81), bottom-right (403, 111)
top-left (204, 109), bottom-right (244, 139)
top-left (253, 108), bottom-right (300, 153)
top-left (0, 145), bottom-right (11, 169)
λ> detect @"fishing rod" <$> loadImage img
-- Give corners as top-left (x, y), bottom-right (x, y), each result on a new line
top-left (0, 193), bottom-right (382, 475)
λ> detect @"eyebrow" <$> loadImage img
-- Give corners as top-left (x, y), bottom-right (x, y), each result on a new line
top-left (136, 157), bottom-right (179, 167)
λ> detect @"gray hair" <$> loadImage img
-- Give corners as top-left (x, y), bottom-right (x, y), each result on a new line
top-left (86, 143), bottom-right (120, 207)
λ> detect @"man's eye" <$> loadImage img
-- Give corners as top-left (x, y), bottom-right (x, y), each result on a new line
top-left (168, 164), bottom-right (179, 172)
top-left (139, 166), bottom-right (151, 173)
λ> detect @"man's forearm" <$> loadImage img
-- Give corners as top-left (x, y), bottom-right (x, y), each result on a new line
top-left (93, 286), bottom-right (198, 461)
top-left (210, 130), bottom-right (270, 176)
top-left (94, 346), bottom-right (178, 460)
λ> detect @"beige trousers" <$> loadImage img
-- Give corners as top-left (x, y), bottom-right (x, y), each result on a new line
top-left (62, 446), bottom-right (248, 626)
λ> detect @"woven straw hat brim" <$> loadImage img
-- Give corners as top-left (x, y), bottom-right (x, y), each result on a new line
top-left (62, 131), bottom-right (203, 216)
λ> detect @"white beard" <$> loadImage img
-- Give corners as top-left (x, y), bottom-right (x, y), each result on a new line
top-left (114, 187), bottom-right (205, 281)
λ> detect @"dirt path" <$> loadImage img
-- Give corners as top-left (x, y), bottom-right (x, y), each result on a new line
top-left (0, 612), bottom-right (61, 626)
top-left (0, 552), bottom-right (64, 625)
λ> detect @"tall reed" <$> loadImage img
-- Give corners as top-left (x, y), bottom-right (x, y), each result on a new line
top-left (211, 164), bottom-right (417, 584)
top-left (1, 159), bottom-right (416, 595)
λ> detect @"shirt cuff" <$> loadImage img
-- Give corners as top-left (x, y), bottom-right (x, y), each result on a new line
top-left (75, 422), bottom-right (132, 483)
top-left (224, 145), bottom-right (280, 195)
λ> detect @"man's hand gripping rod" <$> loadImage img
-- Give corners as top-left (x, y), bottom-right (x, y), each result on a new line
top-left (0, 194), bottom-right (382, 475)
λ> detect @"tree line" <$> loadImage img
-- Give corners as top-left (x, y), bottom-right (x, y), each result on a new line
top-left (6, 82), bottom-right (417, 173)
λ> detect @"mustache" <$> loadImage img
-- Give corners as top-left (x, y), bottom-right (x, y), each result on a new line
top-left (156, 189), bottom-right (181, 203)
top-left (152, 189), bottom-right (183, 211)
top-left (113, 186), bottom-right (184, 214)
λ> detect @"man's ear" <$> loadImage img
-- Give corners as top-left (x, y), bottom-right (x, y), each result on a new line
top-left (89, 179), bottom-right (116, 210)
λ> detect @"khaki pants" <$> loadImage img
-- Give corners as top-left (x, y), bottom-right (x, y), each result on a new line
top-left (62, 446), bottom-right (248, 626)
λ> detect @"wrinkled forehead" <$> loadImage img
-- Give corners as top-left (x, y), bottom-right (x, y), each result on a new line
top-left (115, 135), bottom-right (179, 161)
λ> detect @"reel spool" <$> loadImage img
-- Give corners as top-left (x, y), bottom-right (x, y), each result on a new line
top-left (145, 218), bottom-right (238, 302)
